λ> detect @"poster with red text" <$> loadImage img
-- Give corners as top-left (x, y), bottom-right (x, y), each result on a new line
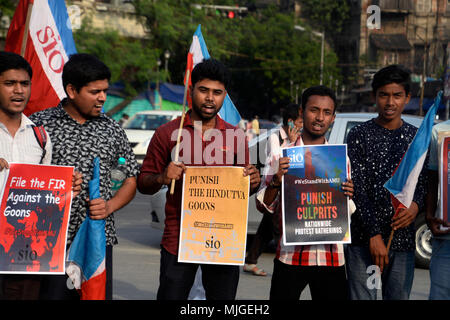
top-left (281, 145), bottom-right (351, 245)
top-left (0, 163), bottom-right (73, 274)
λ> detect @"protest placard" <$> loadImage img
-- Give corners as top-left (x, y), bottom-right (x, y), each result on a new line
top-left (440, 136), bottom-right (450, 228)
top-left (178, 167), bottom-right (249, 265)
top-left (281, 145), bottom-right (351, 245)
top-left (0, 163), bottom-right (73, 274)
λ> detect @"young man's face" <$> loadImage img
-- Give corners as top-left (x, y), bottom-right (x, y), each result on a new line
top-left (190, 78), bottom-right (226, 121)
top-left (375, 83), bottom-right (410, 123)
top-left (0, 69), bottom-right (31, 117)
top-left (301, 95), bottom-right (335, 138)
top-left (67, 79), bottom-right (109, 119)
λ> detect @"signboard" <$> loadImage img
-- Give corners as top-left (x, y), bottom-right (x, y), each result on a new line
top-left (0, 163), bottom-right (73, 274)
top-left (281, 145), bottom-right (351, 245)
top-left (178, 167), bottom-right (249, 265)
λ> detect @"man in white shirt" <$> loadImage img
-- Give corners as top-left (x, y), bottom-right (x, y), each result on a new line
top-left (0, 51), bottom-right (52, 169)
top-left (0, 51), bottom-right (81, 300)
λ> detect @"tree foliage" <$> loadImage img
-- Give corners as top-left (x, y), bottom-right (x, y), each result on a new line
top-left (0, 0), bottom-right (16, 17)
top-left (71, 0), bottom-right (343, 118)
top-left (131, 1), bottom-right (343, 119)
top-left (73, 20), bottom-right (159, 97)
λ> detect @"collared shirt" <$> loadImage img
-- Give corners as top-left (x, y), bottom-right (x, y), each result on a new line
top-left (428, 120), bottom-right (450, 241)
top-left (0, 113), bottom-right (52, 165)
top-left (29, 100), bottom-right (140, 246)
top-left (255, 128), bottom-right (351, 267)
top-left (347, 119), bottom-right (427, 251)
top-left (138, 110), bottom-right (250, 255)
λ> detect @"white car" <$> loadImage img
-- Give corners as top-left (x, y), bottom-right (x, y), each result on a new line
top-left (124, 110), bottom-right (182, 163)
top-left (147, 112), bottom-right (434, 268)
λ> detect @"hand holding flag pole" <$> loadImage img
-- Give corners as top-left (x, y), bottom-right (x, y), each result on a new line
top-left (170, 70), bottom-right (190, 195)
top-left (66, 157), bottom-right (106, 300)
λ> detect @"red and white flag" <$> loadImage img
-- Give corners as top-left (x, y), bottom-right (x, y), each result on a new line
top-left (5, 0), bottom-right (77, 116)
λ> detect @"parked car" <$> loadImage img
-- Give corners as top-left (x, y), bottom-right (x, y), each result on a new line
top-left (124, 110), bottom-right (182, 163)
top-left (147, 112), bottom-right (435, 268)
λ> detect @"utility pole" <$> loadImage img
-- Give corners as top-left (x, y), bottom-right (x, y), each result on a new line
top-left (419, 19), bottom-right (429, 117)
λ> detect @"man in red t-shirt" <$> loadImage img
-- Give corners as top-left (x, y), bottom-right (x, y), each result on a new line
top-left (138, 59), bottom-right (260, 300)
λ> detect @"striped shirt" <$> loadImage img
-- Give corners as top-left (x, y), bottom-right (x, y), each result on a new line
top-left (255, 128), bottom-right (352, 267)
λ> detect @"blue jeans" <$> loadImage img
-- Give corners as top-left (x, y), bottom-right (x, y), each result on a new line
top-left (429, 238), bottom-right (450, 300)
top-left (345, 245), bottom-right (415, 300)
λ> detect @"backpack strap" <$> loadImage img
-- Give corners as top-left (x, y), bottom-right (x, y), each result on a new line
top-left (31, 125), bottom-right (47, 164)
top-left (278, 130), bottom-right (284, 146)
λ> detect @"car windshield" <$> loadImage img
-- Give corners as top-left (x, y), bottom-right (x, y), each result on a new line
top-left (124, 114), bottom-right (173, 130)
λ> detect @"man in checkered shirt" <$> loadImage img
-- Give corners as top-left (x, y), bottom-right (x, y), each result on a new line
top-left (256, 85), bottom-right (355, 300)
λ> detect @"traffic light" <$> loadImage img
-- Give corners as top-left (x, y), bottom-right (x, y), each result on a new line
top-left (192, 4), bottom-right (248, 19)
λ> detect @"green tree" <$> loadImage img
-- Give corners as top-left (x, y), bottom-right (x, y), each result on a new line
top-left (131, 1), bottom-right (343, 118)
top-left (297, 0), bottom-right (350, 49)
top-left (0, 0), bottom-right (16, 17)
top-left (73, 21), bottom-right (159, 98)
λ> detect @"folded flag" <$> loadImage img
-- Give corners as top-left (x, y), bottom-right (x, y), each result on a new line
top-left (66, 157), bottom-right (106, 300)
top-left (5, 0), bottom-right (77, 116)
top-left (185, 24), bottom-right (241, 126)
top-left (384, 91), bottom-right (442, 214)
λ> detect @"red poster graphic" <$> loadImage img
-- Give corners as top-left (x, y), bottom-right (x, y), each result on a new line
top-left (0, 163), bottom-right (73, 274)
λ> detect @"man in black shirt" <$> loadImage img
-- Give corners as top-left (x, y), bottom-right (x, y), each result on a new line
top-left (30, 54), bottom-right (139, 300)
top-left (345, 65), bottom-right (427, 300)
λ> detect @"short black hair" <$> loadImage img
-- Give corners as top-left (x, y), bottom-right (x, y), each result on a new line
top-left (371, 64), bottom-right (411, 95)
top-left (191, 59), bottom-right (230, 89)
top-left (282, 103), bottom-right (300, 126)
top-left (301, 85), bottom-right (337, 113)
top-left (0, 51), bottom-right (32, 78)
top-left (62, 53), bottom-right (111, 93)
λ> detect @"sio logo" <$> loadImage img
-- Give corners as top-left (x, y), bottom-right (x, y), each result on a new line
top-left (286, 148), bottom-right (304, 169)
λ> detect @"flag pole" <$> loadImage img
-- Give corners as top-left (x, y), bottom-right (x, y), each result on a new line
top-left (386, 229), bottom-right (394, 253)
top-left (170, 69), bottom-right (190, 195)
top-left (20, 3), bottom-right (33, 57)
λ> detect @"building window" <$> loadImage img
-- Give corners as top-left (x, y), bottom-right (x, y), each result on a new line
top-left (384, 52), bottom-right (399, 65)
top-left (417, 0), bottom-right (431, 12)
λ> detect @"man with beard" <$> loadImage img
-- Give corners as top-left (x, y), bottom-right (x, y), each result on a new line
top-left (138, 59), bottom-right (260, 300)
top-left (256, 85), bottom-right (354, 300)
top-left (30, 53), bottom-right (139, 300)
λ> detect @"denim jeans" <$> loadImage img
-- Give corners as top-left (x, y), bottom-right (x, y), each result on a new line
top-left (429, 238), bottom-right (450, 300)
top-left (345, 245), bottom-right (415, 300)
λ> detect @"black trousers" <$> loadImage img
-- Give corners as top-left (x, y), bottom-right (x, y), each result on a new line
top-left (157, 247), bottom-right (239, 300)
top-left (270, 258), bottom-right (348, 300)
top-left (245, 212), bottom-right (279, 265)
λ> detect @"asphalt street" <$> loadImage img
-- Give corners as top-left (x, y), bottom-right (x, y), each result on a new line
top-left (112, 192), bottom-right (431, 300)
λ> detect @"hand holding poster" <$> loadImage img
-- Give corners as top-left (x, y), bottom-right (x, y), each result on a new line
top-left (282, 145), bottom-right (351, 245)
top-left (178, 167), bottom-right (249, 265)
top-left (0, 163), bottom-right (73, 274)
